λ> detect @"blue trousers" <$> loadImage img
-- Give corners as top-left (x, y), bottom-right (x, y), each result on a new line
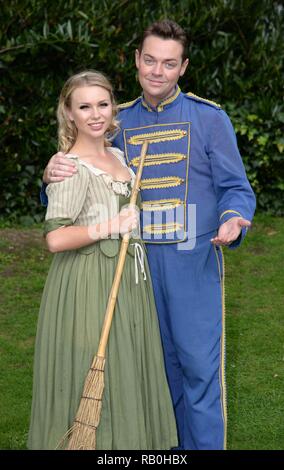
top-left (146, 233), bottom-right (226, 450)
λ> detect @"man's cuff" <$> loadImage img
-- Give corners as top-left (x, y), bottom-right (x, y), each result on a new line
top-left (228, 226), bottom-right (247, 249)
top-left (219, 210), bottom-right (248, 249)
top-left (219, 209), bottom-right (242, 224)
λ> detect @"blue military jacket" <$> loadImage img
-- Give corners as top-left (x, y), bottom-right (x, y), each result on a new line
top-left (113, 86), bottom-right (256, 244)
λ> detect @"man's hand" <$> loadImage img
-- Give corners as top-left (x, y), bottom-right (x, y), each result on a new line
top-left (210, 216), bottom-right (251, 246)
top-left (43, 152), bottom-right (77, 184)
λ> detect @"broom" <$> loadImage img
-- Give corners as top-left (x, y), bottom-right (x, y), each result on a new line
top-left (62, 141), bottom-right (149, 450)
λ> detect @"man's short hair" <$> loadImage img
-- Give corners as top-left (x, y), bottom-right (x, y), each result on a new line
top-left (138, 19), bottom-right (188, 61)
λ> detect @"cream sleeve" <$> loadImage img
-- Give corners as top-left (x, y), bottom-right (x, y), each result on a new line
top-left (45, 161), bottom-right (90, 223)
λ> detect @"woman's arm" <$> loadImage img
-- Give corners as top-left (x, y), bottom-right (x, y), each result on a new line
top-left (46, 206), bottom-right (139, 253)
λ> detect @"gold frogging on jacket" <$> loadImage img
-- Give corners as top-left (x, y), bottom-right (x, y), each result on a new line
top-left (123, 122), bottom-right (190, 244)
top-left (127, 129), bottom-right (187, 145)
top-left (143, 222), bottom-right (183, 235)
top-left (142, 198), bottom-right (184, 211)
top-left (131, 153), bottom-right (187, 168)
top-left (140, 176), bottom-right (185, 191)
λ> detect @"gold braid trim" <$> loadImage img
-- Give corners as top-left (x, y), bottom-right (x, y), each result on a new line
top-left (220, 210), bottom-right (242, 220)
top-left (143, 222), bottom-right (183, 235)
top-left (142, 198), bottom-right (184, 211)
top-left (186, 92), bottom-right (221, 108)
top-left (127, 129), bottom-right (187, 145)
top-left (131, 153), bottom-right (187, 167)
top-left (118, 97), bottom-right (140, 109)
top-left (156, 86), bottom-right (181, 111)
top-left (213, 246), bottom-right (227, 450)
top-left (140, 176), bottom-right (184, 190)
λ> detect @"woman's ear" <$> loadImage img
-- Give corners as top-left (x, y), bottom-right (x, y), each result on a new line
top-left (66, 109), bottom-right (74, 122)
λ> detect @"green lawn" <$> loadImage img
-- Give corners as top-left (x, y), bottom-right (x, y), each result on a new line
top-left (0, 213), bottom-right (283, 450)
top-left (225, 214), bottom-right (284, 450)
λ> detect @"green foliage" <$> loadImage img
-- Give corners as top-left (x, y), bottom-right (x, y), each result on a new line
top-left (0, 0), bottom-right (283, 220)
top-left (228, 103), bottom-right (284, 215)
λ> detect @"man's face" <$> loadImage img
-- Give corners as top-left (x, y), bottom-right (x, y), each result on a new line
top-left (135, 35), bottom-right (189, 107)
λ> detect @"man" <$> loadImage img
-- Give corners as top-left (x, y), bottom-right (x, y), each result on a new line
top-left (42, 20), bottom-right (256, 449)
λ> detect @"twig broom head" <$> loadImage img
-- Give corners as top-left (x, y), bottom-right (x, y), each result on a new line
top-left (58, 355), bottom-right (105, 450)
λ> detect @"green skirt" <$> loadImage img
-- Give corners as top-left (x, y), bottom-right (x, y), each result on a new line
top-left (28, 238), bottom-right (177, 450)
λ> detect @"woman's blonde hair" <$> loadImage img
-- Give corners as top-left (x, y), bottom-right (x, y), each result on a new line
top-left (57, 70), bottom-right (119, 152)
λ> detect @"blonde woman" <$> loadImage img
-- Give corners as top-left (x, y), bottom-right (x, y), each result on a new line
top-left (28, 71), bottom-right (177, 450)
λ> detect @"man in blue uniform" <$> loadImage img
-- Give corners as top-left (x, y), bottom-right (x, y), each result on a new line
top-left (42, 20), bottom-right (256, 449)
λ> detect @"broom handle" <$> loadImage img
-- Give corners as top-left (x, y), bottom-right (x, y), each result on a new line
top-left (96, 141), bottom-right (149, 358)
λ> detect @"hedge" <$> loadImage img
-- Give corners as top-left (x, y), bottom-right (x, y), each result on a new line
top-left (1, 0), bottom-right (283, 223)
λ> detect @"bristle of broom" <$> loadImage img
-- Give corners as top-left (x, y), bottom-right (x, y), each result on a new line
top-left (57, 355), bottom-right (105, 450)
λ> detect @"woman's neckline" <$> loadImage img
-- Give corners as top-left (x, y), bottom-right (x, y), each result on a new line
top-left (67, 147), bottom-right (132, 184)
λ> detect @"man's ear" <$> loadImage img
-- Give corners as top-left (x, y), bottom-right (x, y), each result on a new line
top-left (180, 58), bottom-right (189, 77)
top-left (135, 49), bottom-right (140, 69)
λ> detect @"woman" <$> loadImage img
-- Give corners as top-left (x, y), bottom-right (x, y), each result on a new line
top-left (28, 70), bottom-right (177, 450)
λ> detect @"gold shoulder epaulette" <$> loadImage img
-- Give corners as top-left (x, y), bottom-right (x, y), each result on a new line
top-left (186, 92), bottom-right (221, 108)
top-left (118, 97), bottom-right (141, 110)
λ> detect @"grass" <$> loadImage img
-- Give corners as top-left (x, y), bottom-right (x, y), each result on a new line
top-left (225, 213), bottom-right (284, 450)
top-left (0, 213), bottom-right (283, 450)
top-left (0, 229), bottom-right (50, 450)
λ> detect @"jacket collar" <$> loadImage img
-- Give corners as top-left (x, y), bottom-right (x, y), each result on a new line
top-left (141, 86), bottom-right (181, 112)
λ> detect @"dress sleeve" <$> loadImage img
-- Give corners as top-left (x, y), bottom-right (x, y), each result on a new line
top-left (44, 161), bottom-right (90, 234)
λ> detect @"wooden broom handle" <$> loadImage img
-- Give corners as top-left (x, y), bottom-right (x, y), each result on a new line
top-left (96, 141), bottom-right (149, 358)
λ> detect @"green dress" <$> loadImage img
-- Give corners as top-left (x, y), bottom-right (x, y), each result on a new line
top-left (28, 148), bottom-right (177, 450)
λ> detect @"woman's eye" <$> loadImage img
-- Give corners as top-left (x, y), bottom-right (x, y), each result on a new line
top-left (100, 102), bottom-right (109, 107)
top-left (79, 105), bottom-right (89, 109)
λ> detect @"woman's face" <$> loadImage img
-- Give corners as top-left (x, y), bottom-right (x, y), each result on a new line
top-left (67, 85), bottom-right (113, 140)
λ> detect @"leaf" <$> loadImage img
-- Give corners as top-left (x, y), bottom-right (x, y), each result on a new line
top-left (67, 20), bottom-right (73, 40)
top-left (43, 22), bottom-right (49, 38)
top-left (257, 135), bottom-right (269, 146)
top-left (78, 10), bottom-right (89, 20)
top-left (247, 114), bottom-right (258, 122)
